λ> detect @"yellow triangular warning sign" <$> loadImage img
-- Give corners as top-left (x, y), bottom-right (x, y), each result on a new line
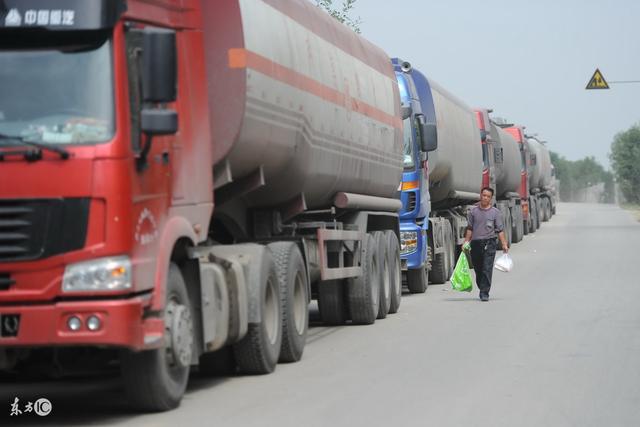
top-left (586, 68), bottom-right (609, 89)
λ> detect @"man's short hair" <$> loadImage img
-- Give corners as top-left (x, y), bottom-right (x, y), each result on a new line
top-left (481, 186), bottom-right (494, 196)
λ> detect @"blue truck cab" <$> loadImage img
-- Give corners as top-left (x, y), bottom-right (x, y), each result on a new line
top-left (392, 59), bottom-right (438, 293)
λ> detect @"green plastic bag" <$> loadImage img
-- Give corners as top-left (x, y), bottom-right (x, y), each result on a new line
top-left (451, 252), bottom-right (473, 292)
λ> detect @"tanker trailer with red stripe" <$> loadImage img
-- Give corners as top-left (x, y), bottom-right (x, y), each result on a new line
top-left (0, 0), bottom-right (403, 411)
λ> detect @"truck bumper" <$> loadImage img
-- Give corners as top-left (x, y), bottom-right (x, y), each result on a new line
top-left (400, 220), bottom-right (427, 271)
top-left (0, 295), bottom-right (164, 351)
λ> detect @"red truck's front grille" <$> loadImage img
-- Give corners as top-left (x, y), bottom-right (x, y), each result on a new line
top-left (0, 199), bottom-right (90, 262)
top-left (0, 205), bottom-right (32, 260)
top-left (0, 273), bottom-right (15, 290)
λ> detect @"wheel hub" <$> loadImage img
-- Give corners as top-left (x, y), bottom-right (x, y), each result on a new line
top-left (165, 300), bottom-right (194, 368)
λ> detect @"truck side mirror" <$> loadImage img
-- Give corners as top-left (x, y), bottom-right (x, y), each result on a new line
top-left (416, 114), bottom-right (437, 152)
top-left (141, 109), bottom-right (178, 135)
top-left (423, 123), bottom-right (438, 152)
top-left (142, 28), bottom-right (177, 103)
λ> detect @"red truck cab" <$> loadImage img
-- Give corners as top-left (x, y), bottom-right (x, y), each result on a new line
top-left (474, 109), bottom-right (495, 192)
top-left (0, 0), bottom-right (212, 410)
top-left (503, 125), bottom-right (532, 233)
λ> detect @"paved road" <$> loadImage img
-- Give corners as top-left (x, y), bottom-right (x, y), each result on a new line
top-left (3, 203), bottom-right (640, 426)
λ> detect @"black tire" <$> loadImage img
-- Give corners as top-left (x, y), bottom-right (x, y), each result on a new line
top-left (445, 224), bottom-right (456, 279)
top-left (348, 233), bottom-right (380, 325)
top-left (406, 265), bottom-right (427, 293)
top-left (543, 199), bottom-right (551, 222)
top-left (233, 254), bottom-right (282, 374)
top-left (120, 263), bottom-right (193, 412)
top-left (268, 242), bottom-right (309, 363)
top-left (373, 231), bottom-right (391, 319)
top-left (318, 280), bottom-right (349, 325)
top-left (511, 208), bottom-right (521, 244)
top-left (198, 347), bottom-right (236, 376)
top-left (430, 223), bottom-right (452, 284)
top-left (504, 209), bottom-right (513, 246)
top-left (385, 231), bottom-right (402, 314)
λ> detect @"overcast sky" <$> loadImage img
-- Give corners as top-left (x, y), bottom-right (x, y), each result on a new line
top-left (351, 0), bottom-right (640, 168)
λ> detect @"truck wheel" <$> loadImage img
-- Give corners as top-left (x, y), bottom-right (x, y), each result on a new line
top-left (406, 265), bottom-right (427, 293)
top-left (198, 347), bottom-right (236, 376)
top-left (233, 255), bottom-right (282, 374)
top-left (268, 242), bottom-right (309, 363)
top-left (511, 209), bottom-right (522, 244)
top-left (430, 223), bottom-right (451, 284)
top-left (385, 231), bottom-right (402, 314)
top-left (505, 210), bottom-right (515, 245)
top-left (543, 200), bottom-right (551, 222)
top-left (373, 231), bottom-right (391, 319)
top-left (318, 280), bottom-right (349, 325)
top-left (348, 233), bottom-right (380, 325)
top-left (444, 224), bottom-right (456, 279)
top-left (120, 263), bottom-right (193, 412)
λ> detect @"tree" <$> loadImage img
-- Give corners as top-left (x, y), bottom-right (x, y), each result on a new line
top-left (610, 123), bottom-right (640, 203)
top-left (550, 151), bottom-right (613, 203)
top-left (550, 151), bottom-right (575, 201)
top-left (315, 0), bottom-right (361, 33)
top-left (601, 171), bottom-right (615, 204)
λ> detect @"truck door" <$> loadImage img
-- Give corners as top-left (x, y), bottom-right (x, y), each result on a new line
top-left (124, 25), bottom-right (173, 286)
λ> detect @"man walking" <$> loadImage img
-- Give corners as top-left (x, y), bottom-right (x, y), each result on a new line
top-left (463, 187), bottom-right (509, 301)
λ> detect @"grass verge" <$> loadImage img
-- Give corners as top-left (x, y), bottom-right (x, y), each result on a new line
top-left (621, 203), bottom-right (640, 222)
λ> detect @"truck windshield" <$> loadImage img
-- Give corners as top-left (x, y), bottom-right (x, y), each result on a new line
top-left (0, 31), bottom-right (114, 145)
top-left (403, 117), bottom-right (415, 169)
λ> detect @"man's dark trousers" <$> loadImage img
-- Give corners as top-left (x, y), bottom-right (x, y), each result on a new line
top-left (470, 238), bottom-right (497, 296)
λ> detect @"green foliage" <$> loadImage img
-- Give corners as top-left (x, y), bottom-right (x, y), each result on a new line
top-left (550, 151), bottom-right (613, 203)
top-left (610, 124), bottom-right (640, 204)
top-left (315, 0), bottom-right (361, 33)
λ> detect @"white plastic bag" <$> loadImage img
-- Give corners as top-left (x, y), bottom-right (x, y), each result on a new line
top-left (494, 253), bottom-right (513, 272)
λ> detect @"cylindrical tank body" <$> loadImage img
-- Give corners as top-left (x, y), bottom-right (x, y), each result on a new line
top-left (490, 124), bottom-right (520, 198)
top-left (427, 80), bottom-right (483, 206)
top-left (527, 138), bottom-right (552, 189)
top-left (202, 0), bottom-right (403, 209)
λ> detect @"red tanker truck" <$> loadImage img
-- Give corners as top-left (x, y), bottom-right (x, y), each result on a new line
top-left (475, 109), bottom-right (525, 246)
top-left (0, 0), bottom-right (404, 411)
top-left (503, 125), bottom-right (537, 234)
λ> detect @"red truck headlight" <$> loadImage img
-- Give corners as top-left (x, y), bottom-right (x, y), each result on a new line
top-left (62, 256), bottom-right (132, 292)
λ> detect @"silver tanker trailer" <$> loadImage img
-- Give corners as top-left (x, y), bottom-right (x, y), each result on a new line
top-left (191, 0), bottom-right (405, 387)
top-left (527, 136), bottom-right (556, 222)
top-left (423, 80), bottom-right (485, 283)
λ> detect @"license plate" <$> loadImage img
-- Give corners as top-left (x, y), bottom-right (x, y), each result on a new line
top-left (0, 314), bottom-right (20, 337)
